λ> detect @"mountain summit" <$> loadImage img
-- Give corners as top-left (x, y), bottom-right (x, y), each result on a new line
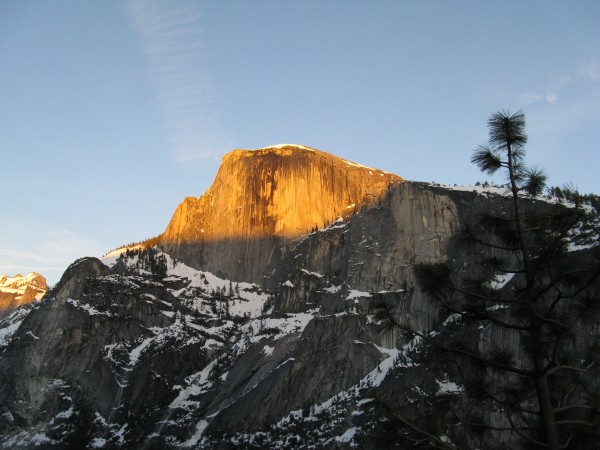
top-left (0, 272), bottom-right (48, 318)
top-left (0, 144), bottom-right (598, 448)
top-left (159, 144), bottom-right (403, 284)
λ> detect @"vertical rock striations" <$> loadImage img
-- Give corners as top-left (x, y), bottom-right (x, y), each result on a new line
top-left (159, 145), bottom-right (403, 284)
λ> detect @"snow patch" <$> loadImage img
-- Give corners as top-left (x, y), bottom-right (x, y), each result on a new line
top-left (433, 183), bottom-right (511, 196)
top-left (437, 379), bottom-right (463, 395)
top-left (346, 290), bottom-right (372, 300)
top-left (262, 345), bottom-right (274, 356)
top-left (90, 437), bottom-right (107, 448)
top-left (0, 306), bottom-right (33, 348)
top-left (0, 321), bottom-right (23, 347)
top-left (128, 336), bottom-right (154, 367)
top-left (324, 284), bottom-right (342, 294)
top-left (300, 268), bottom-right (323, 278)
top-left (336, 426), bottom-right (358, 443)
top-left (111, 424), bottom-right (128, 445)
top-left (170, 360), bottom-right (217, 410)
top-left (100, 246), bottom-right (144, 267)
top-left (66, 298), bottom-right (111, 316)
top-left (160, 253), bottom-right (269, 318)
top-left (275, 358), bottom-right (295, 370)
top-left (246, 310), bottom-right (317, 343)
top-left (368, 344), bottom-right (400, 387)
top-left (342, 158), bottom-right (378, 171)
top-left (489, 272), bottom-right (515, 290)
top-left (55, 406), bottom-right (75, 419)
top-left (259, 144), bottom-right (315, 152)
top-left (180, 420), bottom-right (209, 447)
top-left (324, 217), bottom-right (348, 231)
top-left (2, 431), bottom-right (56, 448)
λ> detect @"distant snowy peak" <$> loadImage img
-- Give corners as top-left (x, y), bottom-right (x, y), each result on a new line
top-left (0, 272), bottom-right (47, 292)
top-left (0, 272), bottom-right (48, 316)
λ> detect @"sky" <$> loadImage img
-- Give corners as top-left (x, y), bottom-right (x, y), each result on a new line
top-left (1, 1), bottom-right (599, 284)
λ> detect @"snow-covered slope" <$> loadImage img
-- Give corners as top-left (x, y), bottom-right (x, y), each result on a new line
top-left (0, 180), bottom-right (598, 449)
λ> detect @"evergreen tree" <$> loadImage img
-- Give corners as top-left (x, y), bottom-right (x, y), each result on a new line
top-left (382, 110), bottom-right (600, 449)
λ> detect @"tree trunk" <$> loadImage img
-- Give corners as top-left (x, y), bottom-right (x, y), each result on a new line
top-left (531, 322), bottom-right (560, 450)
top-left (507, 141), bottom-right (559, 449)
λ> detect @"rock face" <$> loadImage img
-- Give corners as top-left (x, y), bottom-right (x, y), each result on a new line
top-left (159, 145), bottom-right (402, 284)
top-left (0, 148), bottom-right (598, 449)
top-left (0, 273), bottom-right (48, 318)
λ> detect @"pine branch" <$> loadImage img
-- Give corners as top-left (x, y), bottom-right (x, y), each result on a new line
top-left (375, 393), bottom-right (455, 449)
top-left (448, 403), bottom-right (516, 431)
top-left (463, 228), bottom-right (521, 252)
top-left (437, 296), bottom-right (529, 331)
top-left (451, 285), bottom-right (516, 305)
top-left (547, 362), bottom-right (593, 377)
top-left (505, 412), bottom-right (548, 448)
top-left (528, 303), bottom-right (567, 331)
top-left (541, 263), bottom-right (600, 307)
top-left (471, 145), bottom-right (503, 175)
top-left (382, 304), bottom-right (534, 377)
top-left (553, 404), bottom-right (594, 414)
top-left (558, 377), bottom-right (579, 409)
top-left (392, 412), bottom-right (454, 449)
top-left (555, 420), bottom-right (595, 426)
top-left (547, 270), bottom-right (600, 311)
top-left (535, 263), bottom-right (564, 296)
top-left (547, 328), bottom-right (569, 372)
top-left (544, 204), bottom-right (585, 252)
top-left (476, 388), bottom-right (540, 416)
top-left (558, 434), bottom-right (574, 450)
top-left (479, 386), bottom-right (540, 416)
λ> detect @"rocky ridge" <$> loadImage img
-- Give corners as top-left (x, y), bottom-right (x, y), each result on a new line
top-left (0, 148), bottom-right (598, 449)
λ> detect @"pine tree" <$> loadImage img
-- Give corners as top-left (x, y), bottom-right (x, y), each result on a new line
top-left (381, 110), bottom-right (600, 449)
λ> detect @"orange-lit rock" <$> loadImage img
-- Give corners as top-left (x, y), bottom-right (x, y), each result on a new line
top-left (0, 272), bottom-right (48, 317)
top-left (159, 145), bottom-right (403, 284)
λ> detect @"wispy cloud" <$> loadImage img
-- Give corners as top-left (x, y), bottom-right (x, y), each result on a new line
top-left (125, 0), bottom-right (232, 164)
top-left (517, 56), bottom-right (600, 130)
top-left (527, 90), bottom-right (600, 137)
top-left (518, 57), bottom-right (599, 109)
top-left (578, 57), bottom-right (600, 82)
top-left (518, 92), bottom-right (558, 107)
top-left (518, 93), bottom-right (545, 106)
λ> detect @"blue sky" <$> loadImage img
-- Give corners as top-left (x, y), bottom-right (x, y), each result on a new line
top-left (1, 0), bottom-right (599, 284)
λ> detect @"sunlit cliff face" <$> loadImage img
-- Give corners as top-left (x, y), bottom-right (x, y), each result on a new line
top-left (160, 144), bottom-right (404, 244)
top-left (0, 272), bottom-right (48, 316)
